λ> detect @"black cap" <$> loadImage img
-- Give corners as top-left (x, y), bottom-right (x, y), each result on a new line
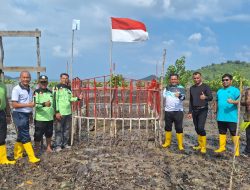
top-left (39, 75), bottom-right (48, 82)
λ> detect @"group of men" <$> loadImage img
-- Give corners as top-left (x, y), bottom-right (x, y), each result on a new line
top-left (162, 72), bottom-right (250, 157)
top-left (0, 70), bottom-right (82, 164)
top-left (0, 70), bottom-right (249, 165)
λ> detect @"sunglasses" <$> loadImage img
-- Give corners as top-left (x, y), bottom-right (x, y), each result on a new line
top-left (222, 79), bottom-right (230, 82)
top-left (40, 81), bottom-right (48, 84)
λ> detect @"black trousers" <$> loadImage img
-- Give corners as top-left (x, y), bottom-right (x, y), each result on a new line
top-left (0, 110), bottom-right (7, 145)
top-left (192, 108), bottom-right (208, 136)
top-left (164, 111), bottom-right (184, 133)
top-left (34, 120), bottom-right (53, 142)
top-left (217, 121), bottom-right (237, 136)
top-left (246, 126), bottom-right (250, 153)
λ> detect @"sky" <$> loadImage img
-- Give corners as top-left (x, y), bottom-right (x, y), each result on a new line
top-left (1, 0), bottom-right (250, 80)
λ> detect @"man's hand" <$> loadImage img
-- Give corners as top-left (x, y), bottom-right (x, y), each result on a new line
top-left (200, 92), bottom-right (206, 100)
top-left (28, 102), bottom-right (35, 107)
top-left (44, 100), bottom-right (51, 107)
top-left (187, 113), bottom-right (192, 119)
top-left (174, 90), bottom-right (180, 98)
top-left (227, 98), bottom-right (234, 104)
top-left (55, 113), bottom-right (62, 120)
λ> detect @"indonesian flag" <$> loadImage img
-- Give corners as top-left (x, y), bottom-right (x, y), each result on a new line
top-left (111, 17), bottom-right (149, 42)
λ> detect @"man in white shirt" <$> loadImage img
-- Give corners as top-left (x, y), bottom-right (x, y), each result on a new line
top-left (12, 71), bottom-right (40, 163)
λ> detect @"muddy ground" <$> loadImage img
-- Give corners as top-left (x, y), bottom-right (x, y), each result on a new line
top-left (1, 114), bottom-right (250, 190)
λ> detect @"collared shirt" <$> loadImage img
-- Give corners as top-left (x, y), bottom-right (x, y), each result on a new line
top-left (53, 84), bottom-right (78, 115)
top-left (11, 83), bottom-right (33, 113)
top-left (34, 88), bottom-right (54, 121)
top-left (163, 85), bottom-right (185, 111)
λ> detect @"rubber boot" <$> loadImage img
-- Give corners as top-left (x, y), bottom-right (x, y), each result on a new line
top-left (0, 145), bottom-right (16, 165)
top-left (162, 131), bottom-right (172, 148)
top-left (176, 133), bottom-right (184, 150)
top-left (214, 134), bottom-right (227, 153)
top-left (200, 136), bottom-right (207, 154)
top-left (232, 136), bottom-right (240, 157)
top-left (23, 142), bottom-right (40, 163)
top-left (193, 135), bottom-right (201, 150)
top-left (14, 142), bottom-right (24, 160)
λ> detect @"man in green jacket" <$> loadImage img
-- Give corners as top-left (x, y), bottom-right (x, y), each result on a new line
top-left (0, 69), bottom-right (16, 164)
top-left (33, 75), bottom-right (54, 153)
top-left (53, 73), bottom-right (82, 152)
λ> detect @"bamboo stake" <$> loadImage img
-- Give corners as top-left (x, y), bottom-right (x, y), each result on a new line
top-left (121, 102), bottom-right (124, 142)
top-left (229, 79), bottom-right (242, 190)
top-left (94, 118), bottom-right (97, 142)
top-left (87, 118), bottom-right (90, 143)
top-left (139, 119), bottom-right (141, 142)
top-left (78, 117), bottom-right (81, 141)
top-left (159, 49), bottom-right (166, 146)
top-left (103, 118), bottom-right (106, 145)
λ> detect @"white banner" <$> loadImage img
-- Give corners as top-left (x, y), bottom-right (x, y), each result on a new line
top-left (72, 19), bottom-right (80, 30)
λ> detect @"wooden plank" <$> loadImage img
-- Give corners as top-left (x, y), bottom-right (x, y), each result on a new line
top-left (0, 30), bottom-right (41, 37)
top-left (3, 66), bottom-right (46, 72)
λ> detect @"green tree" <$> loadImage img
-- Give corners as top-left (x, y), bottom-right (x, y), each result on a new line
top-left (164, 56), bottom-right (191, 87)
top-left (205, 71), bottom-right (250, 92)
top-left (107, 74), bottom-right (128, 87)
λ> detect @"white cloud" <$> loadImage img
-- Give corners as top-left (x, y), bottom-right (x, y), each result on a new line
top-left (198, 45), bottom-right (219, 54)
top-left (163, 0), bottom-right (171, 9)
top-left (203, 27), bottom-right (217, 44)
top-left (119, 0), bottom-right (156, 7)
top-left (235, 45), bottom-right (250, 61)
top-left (52, 45), bottom-right (79, 58)
top-left (158, 0), bottom-right (250, 22)
top-left (162, 39), bottom-right (174, 46)
top-left (215, 14), bottom-right (250, 22)
top-left (182, 51), bottom-right (192, 58)
top-left (188, 33), bottom-right (202, 43)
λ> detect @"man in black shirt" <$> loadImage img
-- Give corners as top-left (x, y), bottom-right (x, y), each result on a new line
top-left (188, 72), bottom-right (213, 154)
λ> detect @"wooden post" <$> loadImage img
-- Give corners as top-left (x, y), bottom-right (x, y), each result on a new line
top-left (159, 49), bottom-right (166, 145)
top-left (0, 36), bottom-right (4, 80)
top-left (0, 30), bottom-right (45, 80)
top-left (36, 28), bottom-right (41, 80)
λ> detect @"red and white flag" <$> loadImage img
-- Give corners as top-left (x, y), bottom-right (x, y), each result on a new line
top-left (111, 17), bottom-right (149, 42)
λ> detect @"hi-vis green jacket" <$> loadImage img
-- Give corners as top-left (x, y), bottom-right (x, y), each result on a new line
top-left (33, 88), bottom-right (54, 121)
top-left (53, 84), bottom-right (79, 116)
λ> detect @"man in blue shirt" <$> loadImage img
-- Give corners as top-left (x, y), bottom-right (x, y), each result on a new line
top-left (162, 74), bottom-right (186, 151)
top-left (214, 74), bottom-right (240, 156)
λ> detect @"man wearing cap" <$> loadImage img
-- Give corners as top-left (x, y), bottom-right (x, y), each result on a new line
top-left (33, 75), bottom-right (54, 153)
top-left (11, 71), bottom-right (40, 163)
top-left (0, 69), bottom-right (16, 164)
top-left (53, 73), bottom-right (82, 152)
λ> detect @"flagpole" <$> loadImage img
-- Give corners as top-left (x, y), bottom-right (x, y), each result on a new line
top-left (110, 20), bottom-right (113, 119)
top-left (70, 28), bottom-right (75, 146)
top-left (109, 19), bottom-right (114, 145)
top-left (70, 30), bottom-right (74, 82)
top-left (70, 19), bottom-right (80, 146)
